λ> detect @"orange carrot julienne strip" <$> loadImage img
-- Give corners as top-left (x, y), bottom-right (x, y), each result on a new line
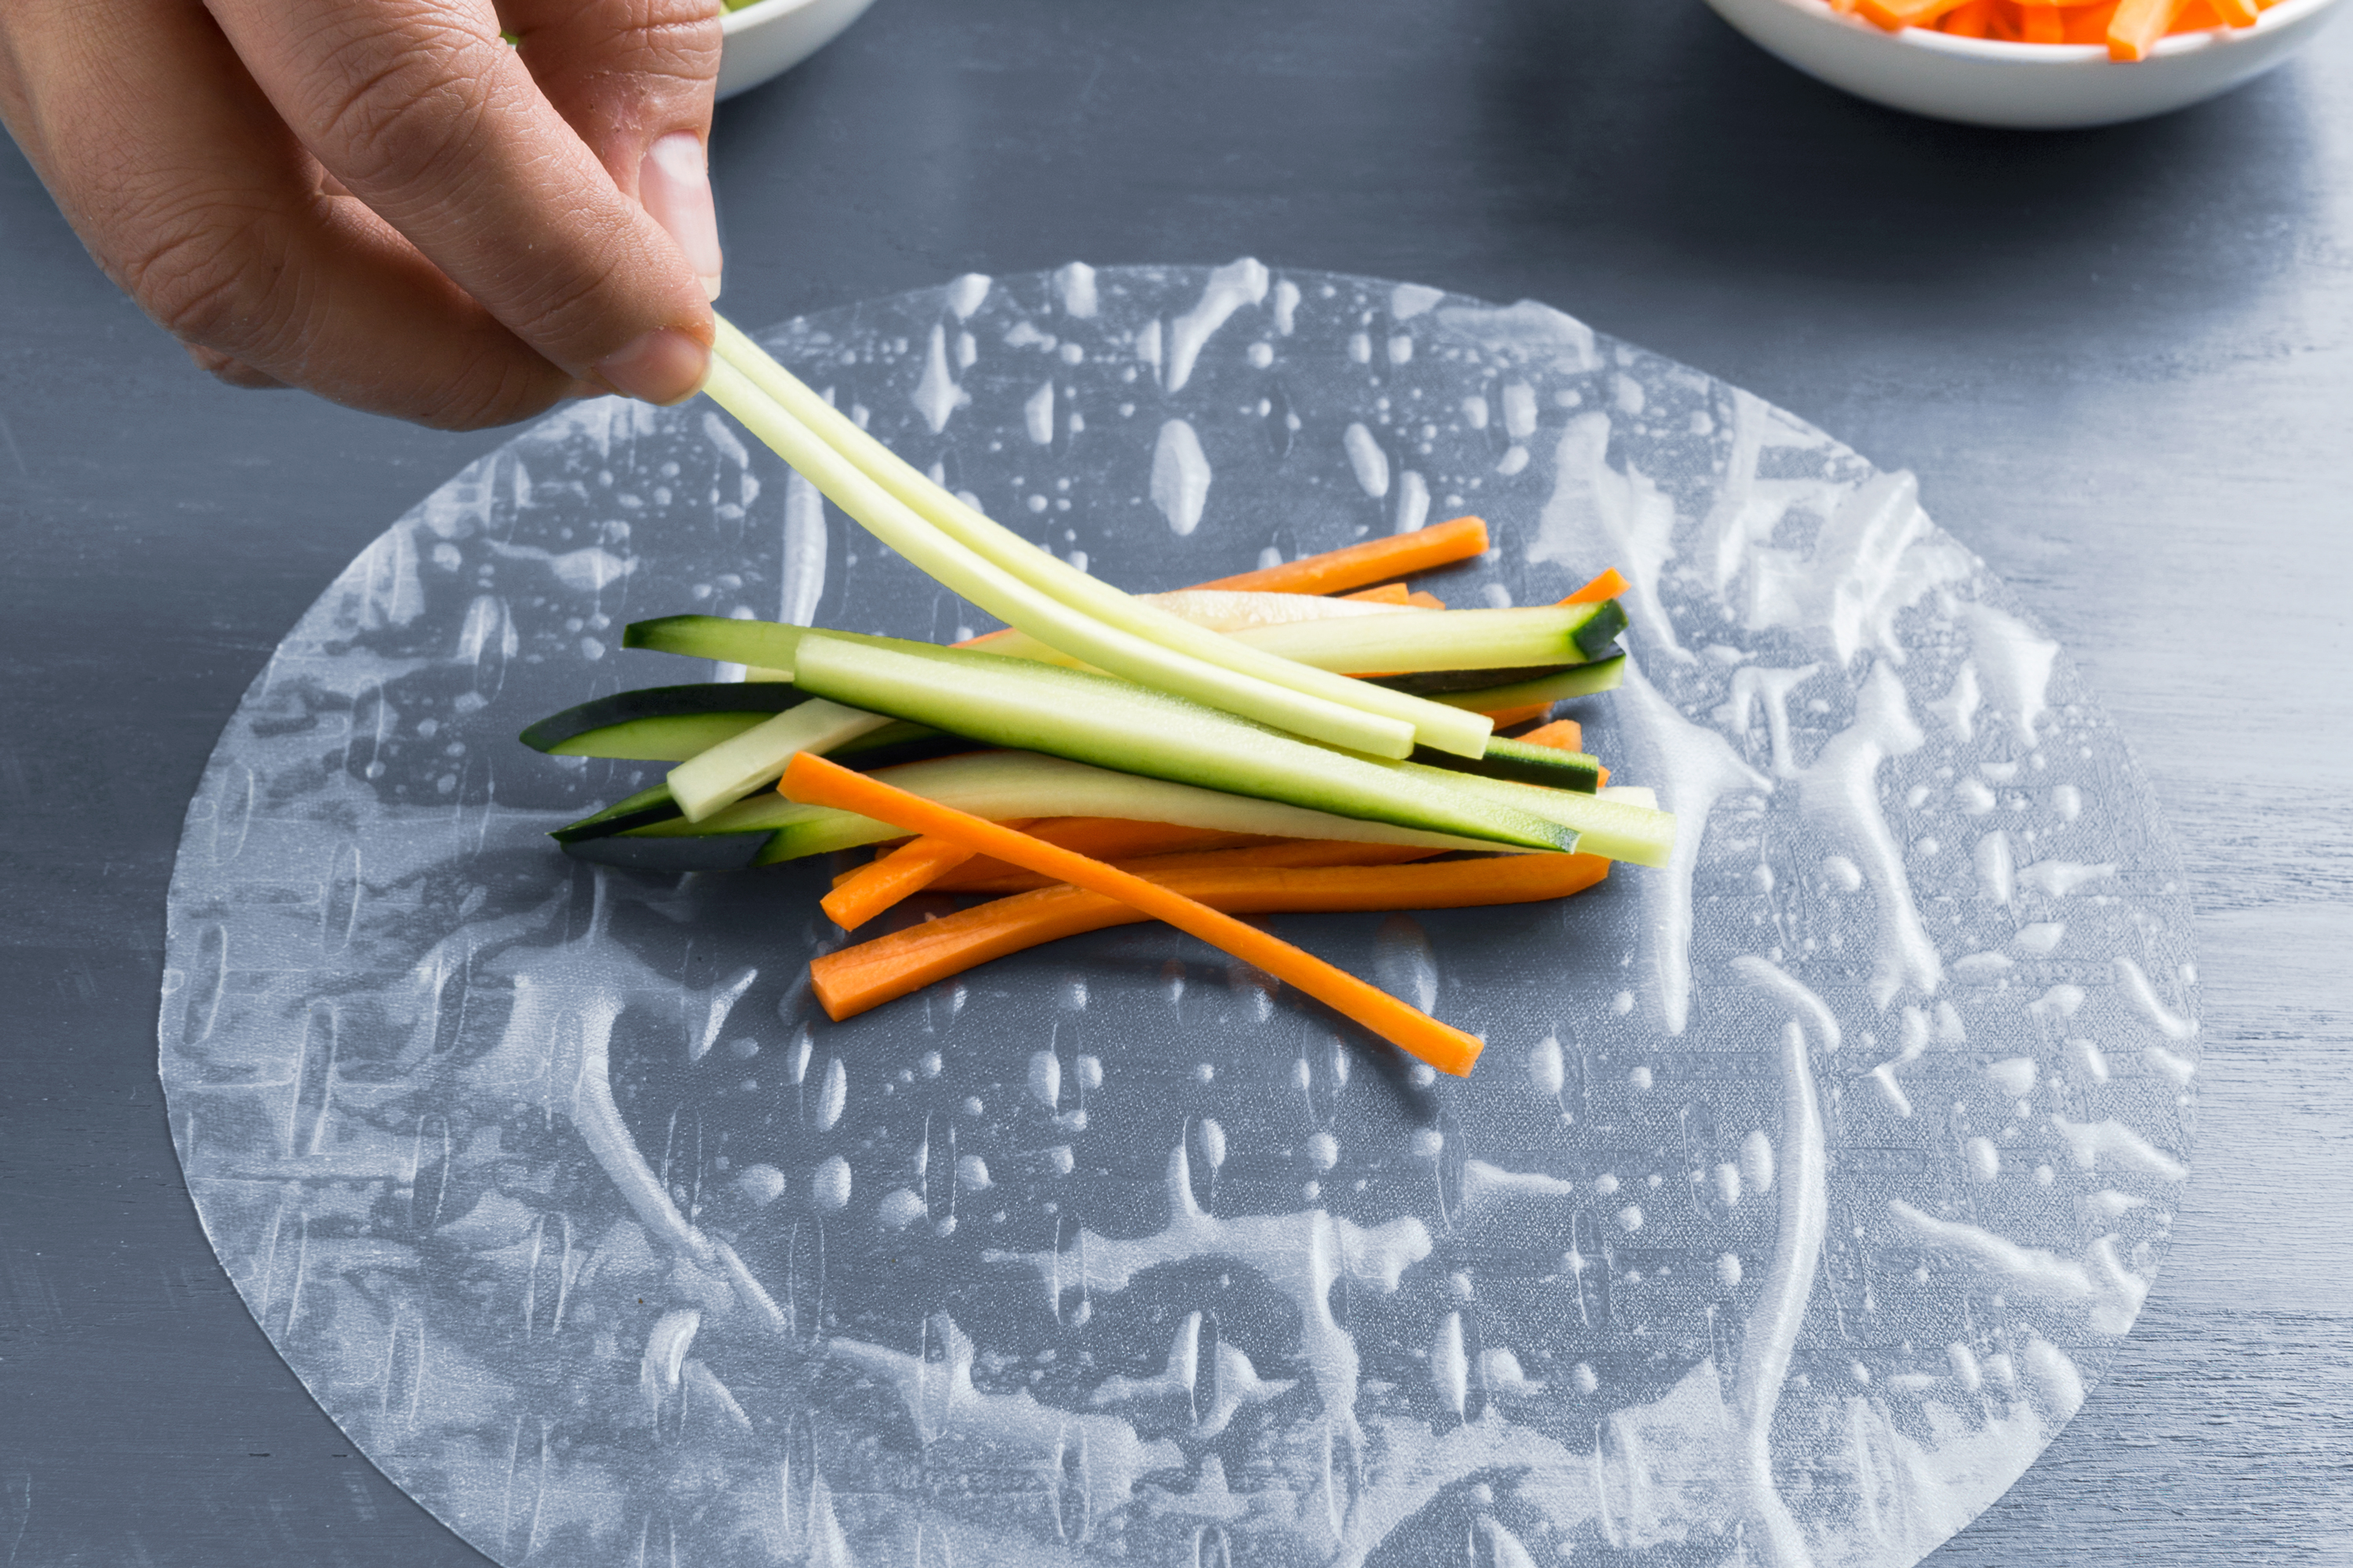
top-left (780, 753), bottom-right (1488, 1074)
top-left (1342, 583), bottom-right (1413, 605)
top-left (1478, 700), bottom-right (1555, 729)
top-left (809, 853), bottom-right (1609, 1023)
top-left (939, 838), bottom-right (1444, 898)
top-left (1189, 516), bottom-right (1489, 595)
top-left (1561, 568), bottom-right (1629, 606)
top-left (1858, 0), bottom-right (1973, 25)
top-left (1937, 0), bottom-right (1997, 33)
top-left (1518, 718), bottom-right (1584, 752)
top-left (833, 818), bottom-right (1282, 889)
top-left (1403, 590), bottom-right (1447, 609)
top-left (821, 819), bottom-right (1037, 930)
top-left (2107, 0), bottom-right (2182, 55)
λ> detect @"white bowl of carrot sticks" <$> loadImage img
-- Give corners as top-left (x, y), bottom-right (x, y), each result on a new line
top-left (1706, 0), bottom-right (2344, 127)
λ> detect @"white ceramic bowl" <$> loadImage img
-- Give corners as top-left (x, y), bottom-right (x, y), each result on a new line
top-left (1704, 0), bottom-right (2345, 128)
top-left (717, 0), bottom-right (880, 100)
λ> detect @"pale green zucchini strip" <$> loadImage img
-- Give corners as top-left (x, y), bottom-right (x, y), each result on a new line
top-left (667, 699), bottom-right (893, 821)
top-left (701, 356), bottom-right (1412, 759)
top-left (709, 320), bottom-right (1493, 758)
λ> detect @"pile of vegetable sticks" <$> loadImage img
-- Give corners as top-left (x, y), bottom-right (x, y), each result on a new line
top-left (1840, 0), bottom-right (2284, 58)
top-left (522, 316), bottom-right (1674, 1075)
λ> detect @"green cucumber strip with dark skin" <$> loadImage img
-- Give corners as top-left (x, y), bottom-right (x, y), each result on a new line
top-left (562, 831), bottom-right (780, 872)
top-left (544, 711), bottom-right (773, 762)
top-left (1412, 653), bottom-right (1628, 711)
top-left (551, 782), bottom-right (682, 842)
top-left (519, 682), bottom-right (806, 754)
top-left (1417, 736), bottom-right (1603, 792)
top-left (786, 632), bottom-right (1577, 853)
top-left (1571, 599), bottom-right (1628, 660)
top-left (544, 721), bottom-right (976, 842)
top-left (625, 614), bottom-right (813, 669)
top-left (1377, 664), bottom-right (1580, 696)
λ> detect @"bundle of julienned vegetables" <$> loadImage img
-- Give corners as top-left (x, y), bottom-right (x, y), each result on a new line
top-left (1842, 0), bottom-right (2285, 59)
top-left (520, 318), bottom-right (1678, 1077)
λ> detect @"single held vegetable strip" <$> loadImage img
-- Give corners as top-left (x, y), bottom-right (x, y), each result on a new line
top-left (809, 850), bottom-right (1609, 1024)
top-left (709, 326), bottom-right (1493, 759)
top-left (1187, 515), bottom-right (1489, 595)
top-left (822, 820), bottom-right (1037, 930)
top-left (780, 753), bottom-right (1490, 1075)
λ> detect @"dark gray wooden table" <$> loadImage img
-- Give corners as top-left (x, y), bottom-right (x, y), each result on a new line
top-left (5, 2), bottom-right (2350, 1563)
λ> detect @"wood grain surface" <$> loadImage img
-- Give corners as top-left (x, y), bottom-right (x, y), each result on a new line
top-left (3, 1), bottom-right (2349, 1562)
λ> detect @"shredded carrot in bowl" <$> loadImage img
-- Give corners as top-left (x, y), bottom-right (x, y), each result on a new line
top-left (1849, 0), bottom-right (2287, 58)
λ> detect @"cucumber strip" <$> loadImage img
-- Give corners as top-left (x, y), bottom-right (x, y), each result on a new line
top-left (620, 751), bottom-right (1521, 867)
top-left (1226, 603), bottom-right (1620, 674)
top-left (551, 782), bottom-right (686, 842)
top-left (627, 614), bottom-right (812, 670)
top-left (667, 698), bottom-right (895, 821)
top-left (787, 631), bottom-right (1578, 852)
top-left (1418, 737), bottom-right (1603, 792)
top-left (548, 711), bottom-right (772, 762)
top-left (1140, 590), bottom-right (1438, 631)
top-left (977, 589), bottom-right (1432, 662)
top-left (1439, 773), bottom-right (1677, 868)
top-left (545, 721), bottom-right (969, 842)
top-left (703, 357), bottom-right (1417, 759)
top-left (1413, 653), bottom-right (1630, 711)
top-left (520, 682), bottom-right (809, 755)
top-left (1377, 664), bottom-right (1575, 695)
top-left (566, 831), bottom-right (781, 873)
top-left (710, 328), bottom-right (1494, 759)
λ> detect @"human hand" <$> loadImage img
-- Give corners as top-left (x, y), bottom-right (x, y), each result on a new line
top-left (0, 0), bottom-right (725, 428)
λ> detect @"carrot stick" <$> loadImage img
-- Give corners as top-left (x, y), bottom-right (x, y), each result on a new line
top-left (918, 823), bottom-right (1288, 896)
top-left (2209, 0), bottom-right (2259, 22)
top-left (1342, 583), bottom-right (1412, 605)
top-left (2107, 0), bottom-right (2183, 56)
top-left (1402, 590), bottom-right (1447, 609)
top-left (780, 753), bottom-right (1490, 1074)
top-left (1189, 516), bottom-right (1489, 595)
top-left (1937, 0), bottom-right (1997, 35)
top-left (939, 838), bottom-right (1443, 897)
top-left (822, 818), bottom-right (1037, 930)
top-left (1006, 817), bottom-right (1284, 863)
top-left (809, 853), bottom-right (1609, 1024)
top-left (1859, 0), bottom-right (1975, 27)
top-left (1561, 568), bottom-right (1629, 605)
top-left (1478, 701), bottom-right (1556, 729)
top-left (1518, 719), bottom-right (1584, 752)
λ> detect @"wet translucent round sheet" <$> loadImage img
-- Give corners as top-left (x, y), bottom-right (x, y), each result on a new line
top-left (159, 264), bottom-right (2199, 1568)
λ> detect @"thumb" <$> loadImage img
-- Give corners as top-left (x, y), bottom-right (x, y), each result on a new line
top-left (500, 0), bottom-right (726, 298)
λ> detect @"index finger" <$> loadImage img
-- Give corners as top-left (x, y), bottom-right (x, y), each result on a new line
top-left (202, 0), bottom-right (713, 403)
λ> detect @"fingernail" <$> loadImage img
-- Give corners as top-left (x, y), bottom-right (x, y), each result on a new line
top-left (592, 326), bottom-right (710, 406)
top-left (640, 131), bottom-right (723, 300)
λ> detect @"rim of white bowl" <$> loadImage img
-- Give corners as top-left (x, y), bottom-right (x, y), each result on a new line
top-left (720, 0), bottom-right (827, 36)
top-left (1768, 0), bottom-right (2342, 61)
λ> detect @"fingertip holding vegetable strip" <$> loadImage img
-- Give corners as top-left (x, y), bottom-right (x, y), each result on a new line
top-left (779, 752), bottom-right (1491, 1075)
